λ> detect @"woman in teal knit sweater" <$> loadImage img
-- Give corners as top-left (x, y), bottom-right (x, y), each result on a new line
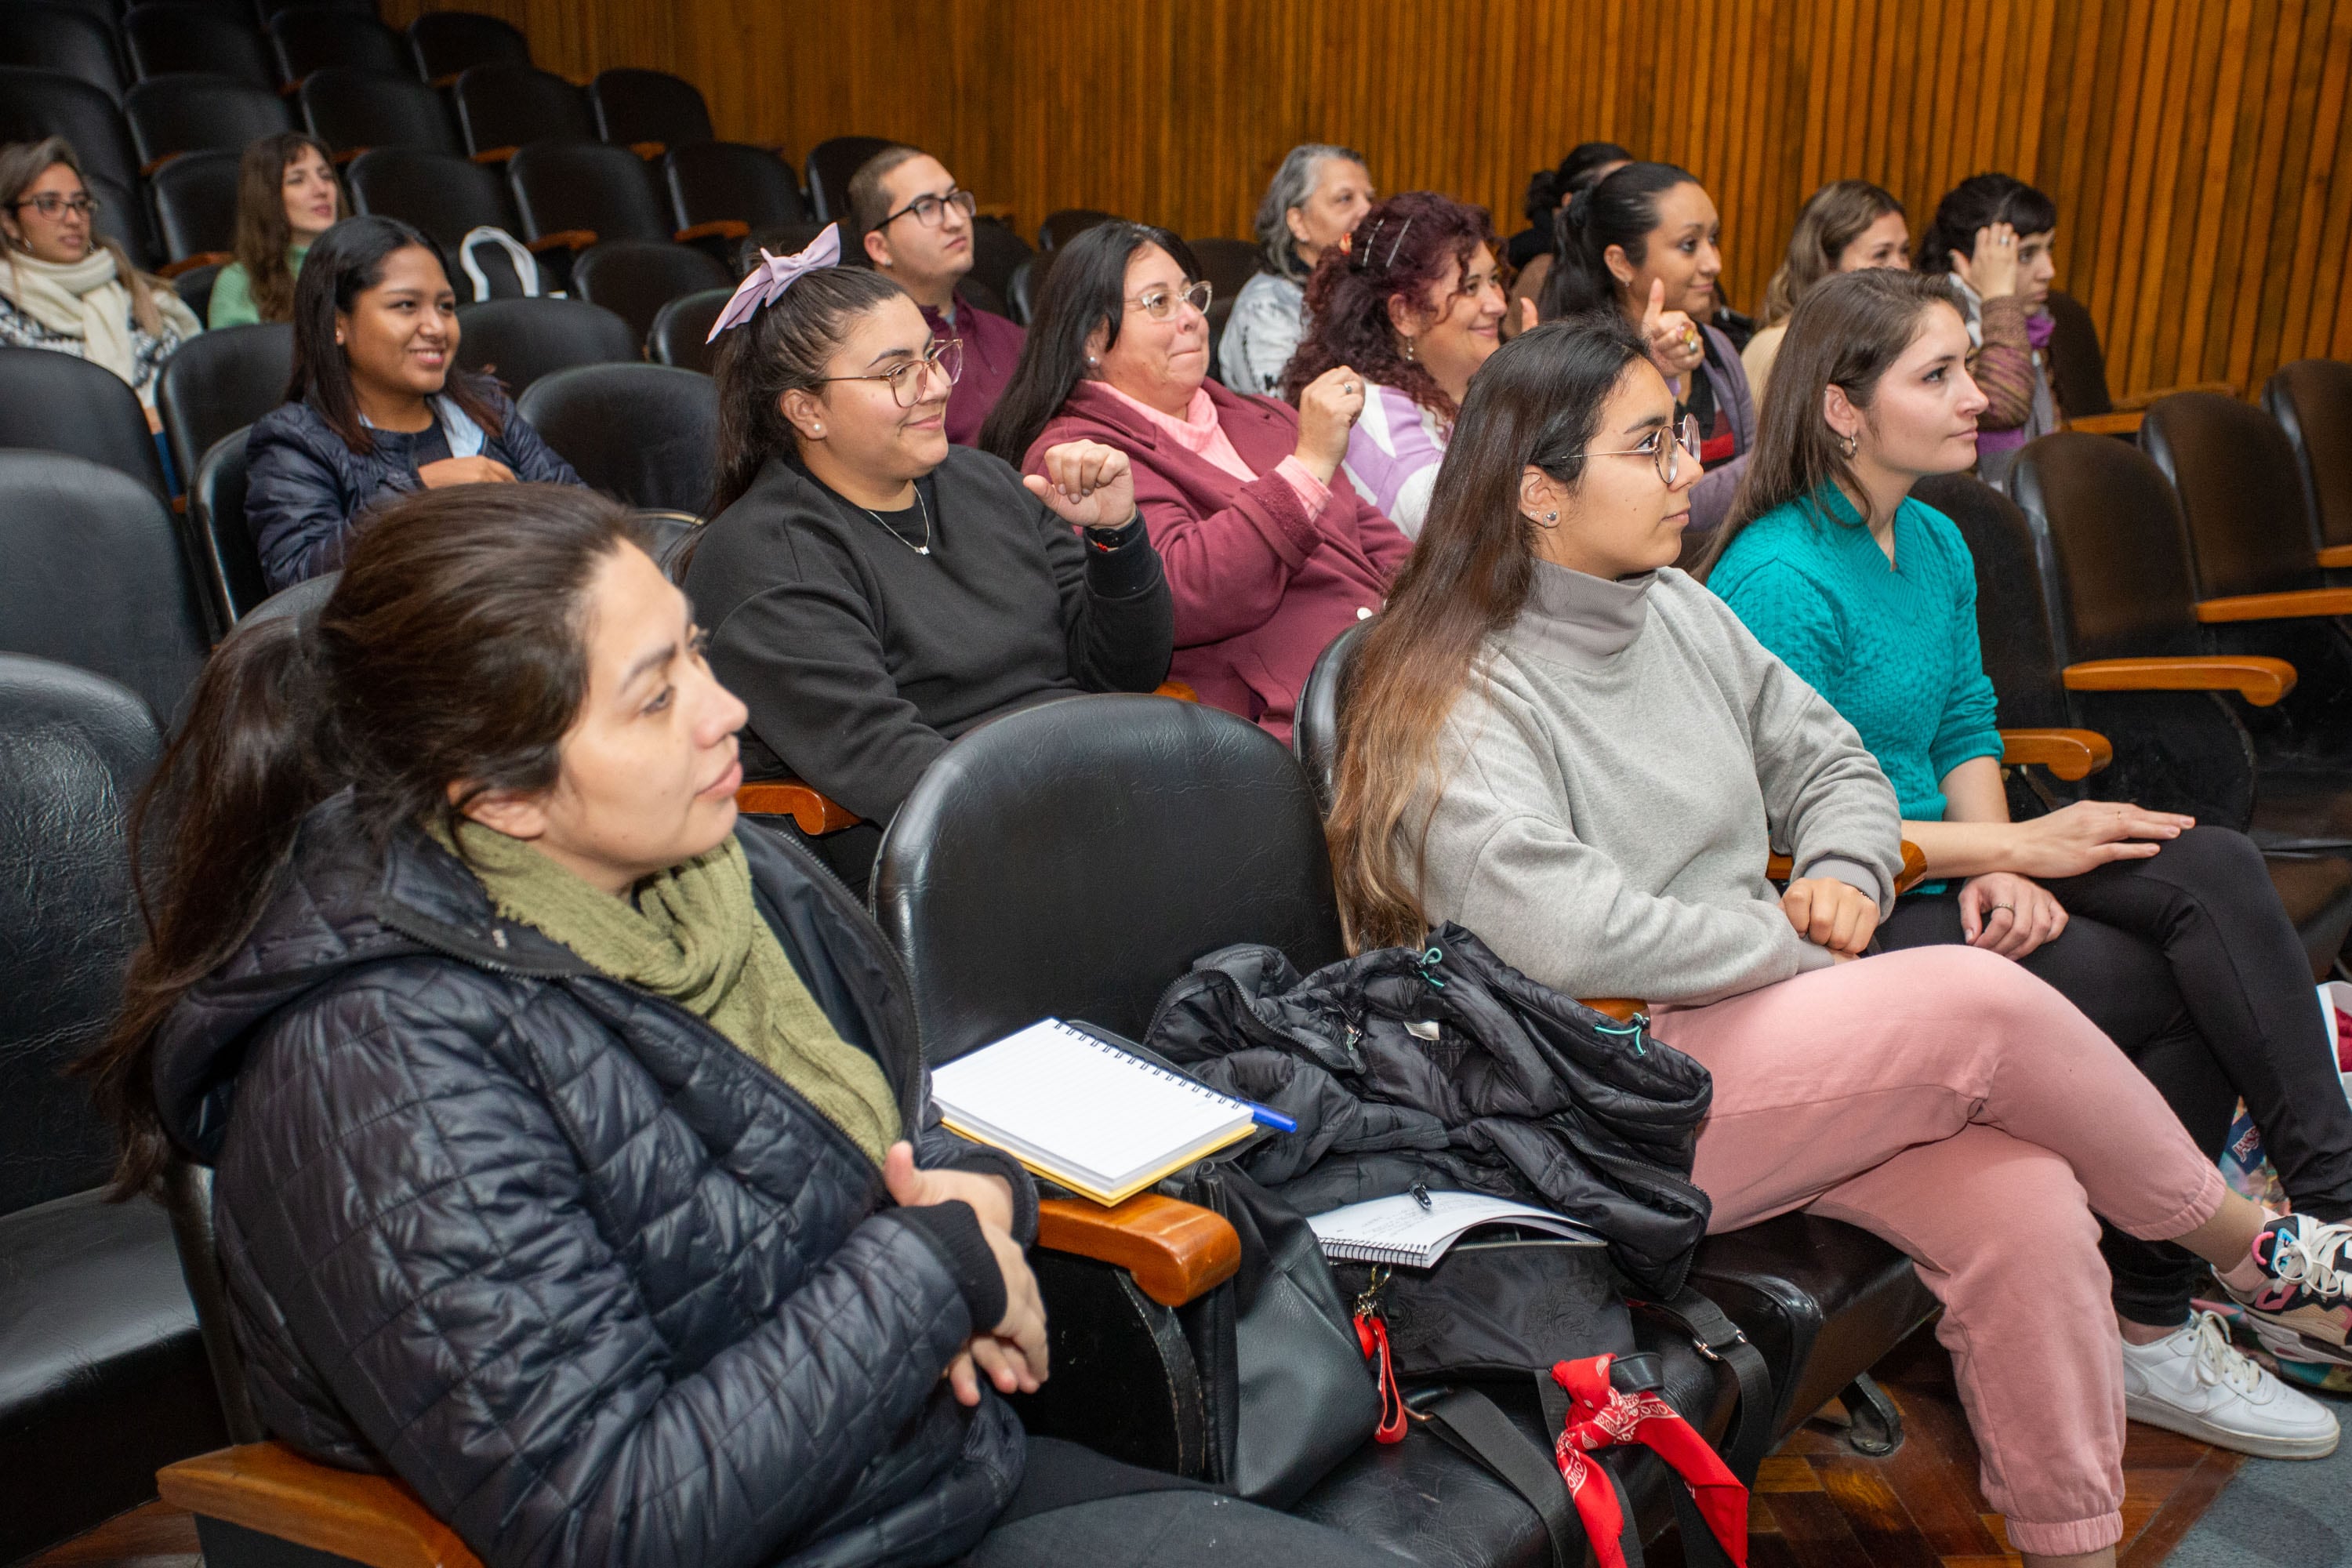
top-left (1704, 267), bottom-right (2352, 1457)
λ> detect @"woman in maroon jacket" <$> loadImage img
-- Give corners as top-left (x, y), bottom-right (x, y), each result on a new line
top-left (982, 223), bottom-right (1410, 741)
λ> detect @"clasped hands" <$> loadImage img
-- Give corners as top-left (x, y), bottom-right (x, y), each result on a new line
top-left (881, 1142), bottom-right (1051, 1408)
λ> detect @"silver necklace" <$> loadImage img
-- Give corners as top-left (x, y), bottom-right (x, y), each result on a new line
top-left (862, 487), bottom-right (932, 555)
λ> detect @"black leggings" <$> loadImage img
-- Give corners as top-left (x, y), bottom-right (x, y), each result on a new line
top-left (1875, 825), bottom-right (2352, 1327)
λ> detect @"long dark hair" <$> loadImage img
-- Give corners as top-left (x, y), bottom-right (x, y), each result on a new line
top-left (1916, 172), bottom-right (2056, 275)
top-left (1284, 191), bottom-right (1497, 421)
top-left (1522, 140), bottom-right (1633, 227)
top-left (1759, 180), bottom-right (1903, 325)
top-left (287, 214), bottom-right (502, 454)
top-left (706, 263), bottom-right (906, 515)
top-left (230, 131), bottom-right (347, 324)
top-left (978, 220), bottom-right (1202, 466)
top-left (1697, 268), bottom-right (1962, 575)
top-left (1327, 316), bottom-right (1650, 951)
top-left (1536, 161), bottom-right (1701, 323)
top-left (84, 484), bottom-right (647, 1196)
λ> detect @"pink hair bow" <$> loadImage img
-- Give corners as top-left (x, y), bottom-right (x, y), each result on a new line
top-left (705, 223), bottom-right (842, 342)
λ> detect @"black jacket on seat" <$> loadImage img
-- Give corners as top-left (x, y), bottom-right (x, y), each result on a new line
top-left (151, 797), bottom-right (1034, 1568)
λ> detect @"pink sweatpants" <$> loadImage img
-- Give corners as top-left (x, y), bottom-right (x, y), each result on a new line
top-left (1649, 945), bottom-right (2228, 1559)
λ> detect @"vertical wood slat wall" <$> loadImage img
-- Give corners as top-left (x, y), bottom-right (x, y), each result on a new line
top-left (385, 0), bottom-right (2352, 399)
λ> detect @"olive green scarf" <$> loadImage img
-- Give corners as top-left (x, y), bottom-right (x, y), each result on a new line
top-left (441, 820), bottom-right (901, 1163)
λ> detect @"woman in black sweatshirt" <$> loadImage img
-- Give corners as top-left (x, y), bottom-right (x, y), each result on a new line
top-left (684, 237), bottom-right (1174, 841)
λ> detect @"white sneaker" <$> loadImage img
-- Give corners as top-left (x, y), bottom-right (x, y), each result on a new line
top-left (2122, 1310), bottom-right (2340, 1459)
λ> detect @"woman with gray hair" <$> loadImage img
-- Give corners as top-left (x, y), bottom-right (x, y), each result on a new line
top-left (1218, 143), bottom-right (1372, 394)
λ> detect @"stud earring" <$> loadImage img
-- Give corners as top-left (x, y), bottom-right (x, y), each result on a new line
top-left (1087, 354), bottom-right (1098, 367)
top-left (1838, 434), bottom-right (1857, 458)
top-left (1547, 510), bottom-right (1559, 521)
top-left (1402, 336), bottom-right (1417, 363)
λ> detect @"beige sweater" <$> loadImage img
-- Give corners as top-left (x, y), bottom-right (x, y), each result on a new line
top-left (1409, 562), bottom-right (1903, 1006)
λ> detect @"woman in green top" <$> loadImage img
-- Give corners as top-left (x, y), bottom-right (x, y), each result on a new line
top-left (208, 132), bottom-right (346, 329)
top-left (1703, 267), bottom-right (2352, 1453)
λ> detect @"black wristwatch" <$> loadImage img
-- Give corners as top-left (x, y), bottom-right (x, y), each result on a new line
top-left (1082, 514), bottom-right (1144, 552)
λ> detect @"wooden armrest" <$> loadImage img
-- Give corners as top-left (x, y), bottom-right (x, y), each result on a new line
top-left (525, 229), bottom-right (598, 252)
top-left (1152, 679), bottom-right (1198, 702)
top-left (470, 147), bottom-right (517, 165)
top-left (1765, 852), bottom-right (1794, 881)
top-left (2111, 379), bottom-right (2238, 412)
top-left (1767, 843), bottom-right (1925, 891)
top-left (674, 219), bottom-right (749, 243)
top-left (158, 250), bottom-right (231, 278)
top-left (140, 151), bottom-right (187, 176)
top-left (1582, 998), bottom-right (1645, 1021)
top-left (2064, 410), bottom-right (2144, 436)
top-left (735, 779), bottom-right (862, 835)
top-left (331, 145), bottom-right (364, 165)
top-left (1998, 727), bottom-right (2113, 781)
top-left (2314, 545), bottom-right (2352, 570)
top-left (158, 1444), bottom-right (479, 1568)
top-left (2062, 655), bottom-right (2296, 706)
top-left (628, 140), bottom-right (666, 158)
top-left (1036, 1192), bottom-right (1240, 1307)
top-left (2194, 588), bottom-right (2352, 624)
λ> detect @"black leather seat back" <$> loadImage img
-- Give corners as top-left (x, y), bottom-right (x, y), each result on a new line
top-left (1913, 471), bottom-right (2072, 727)
top-left (124, 71), bottom-right (294, 167)
top-left (0, 3), bottom-right (123, 100)
top-left (516, 362), bottom-right (717, 515)
top-left (1039, 207), bottom-right (1120, 251)
top-left (148, 144), bottom-right (242, 260)
top-left (967, 214), bottom-right (1033, 312)
top-left (507, 139), bottom-right (668, 245)
top-left (0, 345), bottom-right (169, 495)
top-left (590, 67), bottom-right (713, 151)
top-left (2266, 358), bottom-right (2352, 554)
top-left (663, 140), bottom-right (808, 231)
top-left (648, 285), bottom-right (728, 373)
top-left (302, 66), bottom-right (460, 158)
top-left (1291, 619), bottom-right (1362, 812)
top-left (453, 62), bottom-right (593, 157)
top-left (2006, 431), bottom-right (2205, 662)
top-left (0, 452), bottom-right (210, 720)
top-left (2140, 390), bottom-right (2320, 600)
top-left (0, 655), bottom-right (161, 1217)
top-left (122, 4), bottom-right (273, 89)
top-left (571, 238), bottom-right (728, 345)
top-left (347, 143), bottom-right (516, 254)
top-left (0, 64), bottom-right (139, 191)
top-left (191, 426), bottom-right (264, 630)
top-left (2040, 289), bottom-right (2111, 420)
top-left (89, 166), bottom-right (161, 268)
top-left (155, 321), bottom-right (293, 495)
top-left (242, 567), bottom-right (336, 625)
top-left (407, 8), bottom-right (528, 82)
top-left (172, 259), bottom-right (221, 318)
top-left (873, 695), bottom-right (1348, 1064)
top-left (267, 7), bottom-right (406, 85)
top-left (454, 295), bottom-right (636, 394)
top-left (803, 134), bottom-right (895, 222)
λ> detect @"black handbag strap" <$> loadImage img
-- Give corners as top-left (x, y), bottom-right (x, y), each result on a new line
top-left (1634, 1286), bottom-right (1776, 1488)
top-left (1411, 1387), bottom-right (1586, 1568)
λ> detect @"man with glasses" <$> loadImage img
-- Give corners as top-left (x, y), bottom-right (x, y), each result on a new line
top-left (850, 147), bottom-right (1025, 446)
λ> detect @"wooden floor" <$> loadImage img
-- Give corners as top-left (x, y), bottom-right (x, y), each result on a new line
top-left (28, 1330), bottom-right (2249, 1568)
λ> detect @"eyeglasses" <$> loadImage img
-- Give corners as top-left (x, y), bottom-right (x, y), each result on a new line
top-left (12, 191), bottom-right (96, 220)
top-left (814, 337), bottom-right (964, 408)
top-left (880, 188), bottom-right (978, 230)
top-left (1591, 415), bottom-right (1704, 485)
top-left (1126, 280), bottom-right (1213, 321)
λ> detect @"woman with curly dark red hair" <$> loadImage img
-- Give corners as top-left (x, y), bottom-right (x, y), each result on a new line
top-left (1283, 193), bottom-right (1504, 537)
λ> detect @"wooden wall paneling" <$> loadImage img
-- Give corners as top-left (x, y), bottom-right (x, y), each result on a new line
top-left (2175, 0), bottom-right (2256, 386)
top-left (2303, 4), bottom-right (2352, 358)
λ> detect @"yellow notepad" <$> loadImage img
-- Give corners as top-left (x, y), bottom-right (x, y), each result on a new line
top-left (930, 1018), bottom-right (1257, 1206)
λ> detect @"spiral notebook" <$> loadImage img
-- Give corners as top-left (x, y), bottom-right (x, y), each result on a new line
top-left (1308, 1191), bottom-right (1603, 1269)
top-left (929, 1018), bottom-right (1258, 1206)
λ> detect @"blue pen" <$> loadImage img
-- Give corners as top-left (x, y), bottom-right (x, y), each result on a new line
top-left (1244, 1100), bottom-right (1298, 1133)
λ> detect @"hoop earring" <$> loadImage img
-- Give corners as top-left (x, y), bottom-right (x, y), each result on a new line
top-left (1838, 433), bottom-right (1857, 458)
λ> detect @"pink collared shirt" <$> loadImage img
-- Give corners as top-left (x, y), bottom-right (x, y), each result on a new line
top-left (1097, 382), bottom-right (1331, 514)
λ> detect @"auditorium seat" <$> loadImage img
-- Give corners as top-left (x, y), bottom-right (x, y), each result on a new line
top-left (1921, 469), bottom-right (2352, 976)
top-left (2267, 359), bottom-right (2352, 563)
top-left (967, 213), bottom-right (1033, 311)
top-left (2043, 289), bottom-right (2237, 437)
top-left (802, 133), bottom-right (894, 222)
top-left (506, 138), bottom-right (670, 249)
top-left (257, 0), bottom-right (374, 17)
top-left (588, 67), bottom-right (713, 155)
top-left (172, 256), bottom-right (223, 318)
top-left (1188, 237), bottom-right (1258, 377)
top-left (452, 295), bottom-right (634, 394)
top-left (647, 285), bottom-right (728, 373)
top-left (154, 321), bottom-right (292, 532)
top-left (731, 220), bottom-right (828, 275)
top-left (568, 236), bottom-right (728, 345)
top-left (406, 6), bottom-right (528, 84)
top-left (299, 65), bottom-right (460, 158)
top-left (0, 655), bottom-right (227, 1562)
top-left (663, 140), bottom-right (807, 246)
top-left (266, 5), bottom-right (405, 86)
top-left (0, 2), bottom-right (125, 100)
top-left (147, 143), bottom-right (242, 264)
top-left (515, 361), bottom-right (717, 515)
top-left (1038, 206), bottom-right (1119, 251)
top-left (347, 143), bottom-right (518, 251)
top-left (188, 426), bottom-right (265, 633)
top-left (2008, 431), bottom-right (2352, 852)
top-left (0, 64), bottom-right (141, 193)
top-left (452, 62), bottom-right (592, 162)
top-left (0, 345), bottom-right (168, 495)
top-left (1007, 252), bottom-right (1044, 325)
top-left (124, 72), bottom-right (292, 172)
top-left (122, 4), bottom-right (273, 89)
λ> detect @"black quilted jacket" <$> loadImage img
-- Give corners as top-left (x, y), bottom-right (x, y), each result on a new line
top-left (151, 794), bottom-right (1036, 1568)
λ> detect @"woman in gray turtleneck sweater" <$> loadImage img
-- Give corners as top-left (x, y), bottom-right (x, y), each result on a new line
top-left (1321, 319), bottom-right (2341, 1568)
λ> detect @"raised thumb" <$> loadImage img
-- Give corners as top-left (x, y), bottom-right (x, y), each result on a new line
top-left (1645, 277), bottom-right (1666, 321)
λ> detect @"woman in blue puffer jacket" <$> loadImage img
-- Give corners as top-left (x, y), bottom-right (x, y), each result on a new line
top-left (242, 215), bottom-right (581, 591)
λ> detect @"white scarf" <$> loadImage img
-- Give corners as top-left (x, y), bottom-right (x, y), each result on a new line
top-left (0, 246), bottom-right (194, 385)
